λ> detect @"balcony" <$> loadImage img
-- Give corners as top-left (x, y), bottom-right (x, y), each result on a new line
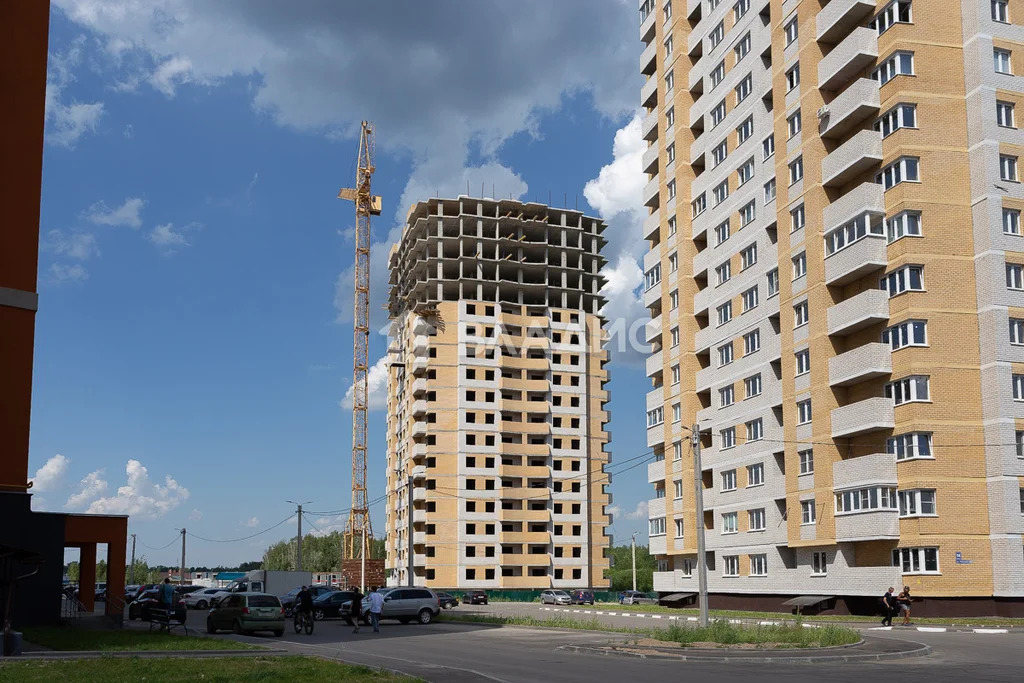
top-left (824, 234), bottom-right (888, 286)
top-left (640, 2), bottom-right (656, 43)
top-left (822, 129), bottom-right (883, 187)
top-left (412, 509), bottom-right (427, 524)
top-left (411, 357), bottom-right (428, 375)
top-left (412, 485), bottom-right (426, 502)
top-left (817, 0), bottom-right (876, 43)
top-left (828, 289), bottom-right (889, 336)
top-left (411, 377), bottom-right (428, 395)
top-left (641, 74), bottom-right (658, 109)
top-left (647, 422), bottom-right (665, 448)
top-left (831, 397), bottom-right (895, 439)
top-left (649, 535), bottom-right (668, 555)
top-left (640, 38), bottom-right (657, 76)
top-left (648, 458), bottom-right (666, 484)
top-left (643, 282), bottom-right (661, 309)
top-left (645, 314), bottom-right (662, 344)
top-left (643, 208), bottom-right (661, 241)
top-left (412, 334), bottom-right (429, 355)
top-left (823, 182), bottom-right (885, 234)
top-left (818, 27), bottom-right (878, 91)
top-left (835, 510), bottom-right (900, 542)
top-left (646, 349), bottom-right (663, 379)
top-left (648, 496), bottom-right (666, 518)
top-left (643, 175), bottom-right (660, 208)
top-left (642, 108), bottom-right (659, 142)
top-left (412, 317), bottom-right (434, 336)
top-left (411, 464), bottom-right (427, 481)
top-left (412, 531), bottom-right (426, 545)
top-left (413, 553), bottom-right (428, 566)
top-left (412, 421), bottom-right (427, 438)
top-left (829, 342), bottom-right (892, 387)
top-left (411, 399), bottom-right (428, 416)
top-left (833, 453), bottom-right (897, 491)
top-left (819, 78), bottom-right (880, 139)
top-left (642, 144), bottom-right (659, 175)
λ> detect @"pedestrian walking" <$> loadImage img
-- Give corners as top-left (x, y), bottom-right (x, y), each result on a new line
top-left (898, 586), bottom-right (913, 626)
top-left (880, 586), bottom-right (896, 626)
top-left (348, 586), bottom-right (364, 634)
top-left (367, 586), bottom-right (385, 634)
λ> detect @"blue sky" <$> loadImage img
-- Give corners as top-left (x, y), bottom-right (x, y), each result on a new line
top-left (30, 0), bottom-right (658, 568)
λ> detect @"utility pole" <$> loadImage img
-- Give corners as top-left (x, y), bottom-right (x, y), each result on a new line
top-left (407, 475), bottom-right (414, 587)
top-left (692, 424), bottom-right (709, 627)
top-left (130, 534), bottom-right (137, 584)
top-left (287, 500), bottom-right (312, 570)
top-left (361, 529), bottom-right (367, 592)
top-left (179, 528), bottom-right (187, 588)
top-left (631, 533), bottom-right (637, 592)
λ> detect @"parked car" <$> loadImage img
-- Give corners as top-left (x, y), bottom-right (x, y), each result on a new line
top-left (280, 584), bottom-right (338, 616)
top-left (124, 584), bottom-right (140, 601)
top-left (311, 590), bottom-right (358, 620)
top-left (178, 585), bottom-right (204, 595)
top-left (360, 587), bottom-right (440, 624)
top-left (570, 590), bottom-right (595, 605)
top-left (462, 590), bottom-right (488, 605)
top-left (436, 592), bottom-right (458, 609)
top-left (540, 590), bottom-right (572, 605)
top-left (618, 590), bottom-right (652, 605)
top-left (95, 582), bottom-right (107, 601)
top-left (184, 587), bottom-right (224, 610)
top-left (206, 592), bottom-right (285, 636)
top-left (127, 584), bottom-right (159, 604)
top-left (127, 588), bottom-right (187, 622)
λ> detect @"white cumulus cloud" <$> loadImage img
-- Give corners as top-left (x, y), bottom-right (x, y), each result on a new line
top-left (66, 459), bottom-right (190, 521)
top-left (149, 223), bottom-right (191, 249)
top-left (242, 516), bottom-right (260, 528)
top-left (47, 263), bottom-right (89, 284)
top-left (85, 197), bottom-right (145, 228)
top-left (45, 37), bottom-right (104, 148)
top-left (42, 230), bottom-right (100, 260)
top-left (65, 470), bottom-right (108, 510)
top-left (30, 454), bottom-right (71, 493)
top-left (188, 508), bottom-right (204, 521)
top-left (341, 355), bottom-right (390, 412)
top-left (623, 500), bottom-right (649, 521)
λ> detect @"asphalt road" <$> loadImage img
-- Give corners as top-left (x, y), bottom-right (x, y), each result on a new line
top-left (140, 603), bottom-right (1024, 682)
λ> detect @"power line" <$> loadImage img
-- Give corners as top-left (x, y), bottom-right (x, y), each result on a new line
top-left (186, 514), bottom-right (295, 544)
top-left (138, 535), bottom-right (180, 551)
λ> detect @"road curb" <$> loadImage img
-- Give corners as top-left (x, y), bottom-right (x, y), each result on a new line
top-left (11, 648), bottom-right (287, 660)
top-left (558, 641), bottom-right (932, 664)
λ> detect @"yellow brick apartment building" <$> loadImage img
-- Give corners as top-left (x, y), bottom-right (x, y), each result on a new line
top-left (640, 0), bottom-right (1024, 614)
top-left (383, 197), bottom-right (612, 592)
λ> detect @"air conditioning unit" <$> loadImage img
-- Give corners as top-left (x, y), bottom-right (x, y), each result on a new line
top-left (817, 106), bottom-right (830, 119)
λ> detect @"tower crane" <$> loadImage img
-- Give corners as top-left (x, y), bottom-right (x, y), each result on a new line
top-left (337, 121), bottom-right (381, 560)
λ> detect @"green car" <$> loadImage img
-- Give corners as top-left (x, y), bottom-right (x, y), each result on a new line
top-left (207, 592), bottom-right (285, 636)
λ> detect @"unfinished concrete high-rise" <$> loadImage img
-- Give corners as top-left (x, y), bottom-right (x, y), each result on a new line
top-left (383, 196), bottom-right (612, 593)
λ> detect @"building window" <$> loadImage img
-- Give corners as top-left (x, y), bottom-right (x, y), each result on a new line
top-left (997, 101), bottom-right (1016, 128)
top-left (877, 156), bottom-right (920, 189)
top-left (797, 399), bottom-right (812, 424)
top-left (795, 349), bottom-right (810, 376)
top-left (789, 156), bottom-right (804, 184)
top-left (762, 134), bottom-right (775, 160)
top-left (873, 50), bottom-right (914, 84)
top-left (786, 63), bottom-right (800, 91)
top-left (713, 139), bottom-right (729, 166)
top-left (672, 364), bottom-right (681, 385)
top-left (1001, 155), bottom-right (1019, 182)
top-left (644, 263), bottom-right (661, 290)
top-left (647, 407), bottom-right (665, 427)
top-left (1004, 208), bottom-right (1021, 235)
top-left (767, 268), bottom-right (779, 297)
top-left (784, 18), bottom-right (798, 46)
top-left (737, 158), bottom-right (754, 186)
top-left (737, 116), bottom-right (754, 144)
top-left (674, 441), bottom-right (684, 461)
top-left (715, 219), bottom-right (731, 245)
top-left (893, 547), bottom-right (939, 575)
top-left (792, 251), bottom-right (807, 280)
top-left (735, 74), bottom-right (752, 103)
top-left (717, 301), bottom-right (732, 326)
top-left (745, 418), bottom-right (763, 442)
top-left (741, 243), bottom-right (757, 270)
top-left (675, 518), bottom-right (685, 537)
top-left (993, 0), bottom-right (1009, 23)
top-left (763, 177), bottom-right (777, 203)
top-left (735, 32), bottom-right (751, 62)
top-left (1008, 263), bottom-right (1024, 290)
top-left (721, 469), bottom-right (737, 491)
top-left (668, 179), bottom-right (678, 198)
top-left (898, 489), bottom-right (937, 517)
top-left (666, 106), bottom-right (675, 127)
top-left (798, 449), bottom-right (813, 474)
top-left (713, 179), bottom-right (729, 207)
top-left (885, 375), bottom-right (930, 405)
top-left (649, 517), bottom-right (667, 536)
top-left (664, 35), bottom-right (674, 59)
top-left (745, 373), bottom-right (762, 398)
top-left (665, 69), bottom-right (675, 92)
top-left (720, 385), bottom-right (735, 408)
top-left (722, 511), bottom-right (738, 533)
top-left (723, 555), bottom-right (740, 577)
top-left (995, 48), bottom-right (1013, 75)
top-left (716, 261), bottom-right (732, 286)
top-left (711, 100), bottom-right (727, 127)
top-left (787, 110), bottom-right (802, 138)
top-left (747, 463), bottom-right (764, 486)
top-left (748, 509), bottom-right (766, 531)
top-left (718, 343), bottom-right (734, 367)
top-left (836, 486), bottom-right (898, 514)
top-left (882, 319), bottom-right (928, 351)
top-left (812, 551), bottom-right (827, 576)
top-left (875, 103), bottom-right (917, 137)
top-left (741, 286), bottom-right (758, 313)
top-left (734, 0), bottom-right (750, 22)
top-left (825, 212), bottom-right (884, 255)
top-left (673, 403), bottom-right (682, 423)
top-left (670, 290), bottom-right (679, 309)
top-left (794, 301), bottom-right (809, 327)
top-left (1010, 318), bottom-right (1024, 345)
top-left (749, 554), bottom-right (768, 576)
top-left (674, 479), bottom-right (684, 499)
top-left (709, 21), bottom-right (725, 49)
top-left (801, 500), bottom-right (816, 525)
top-left (791, 204), bottom-right (806, 232)
top-left (1017, 430), bottom-right (1024, 458)
top-left (739, 200), bottom-right (756, 227)
top-left (881, 265), bottom-right (924, 296)
top-left (1013, 374), bottom-right (1024, 401)
top-left (869, 0), bottom-right (912, 35)
top-left (711, 60), bottom-right (726, 88)
top-left (669, 252), bottom-right (678, 273)
top-left (671, 327), bottom-right (680, 347)
top-left (663, 0), bottom-right (673, 22)
top-left (886, 211), bottom-right (922, 243)
top-left (887, 432), bottom-right (933, 461)
top-left (692, 193), bottom-right (707, 217)
top-left (720, 427), bottom-right (736, 449)
top-left (668, 216), bottom-right (678, 236)
top-left (743, 329), bottom-right (760, 355)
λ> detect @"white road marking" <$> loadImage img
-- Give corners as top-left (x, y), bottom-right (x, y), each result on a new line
top-left (595, 611), bottom-right (604, 615)
top-left (917, 627), bottom-right (947, 633)
top-left (973, 628), bottom-right (1009, 634)
top-left (868, 626), bottom-right (893, 631)
top-left (669, 616), bottom-right (678, 621)
top-left (652, 615), bottom-right (662, 619)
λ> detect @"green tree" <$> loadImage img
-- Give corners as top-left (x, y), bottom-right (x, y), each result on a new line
top-left (66, 561), bottom-right (80, 582)
top-left (262, 539), bottom-right (296, 571)
top-left (237, 560), bottom-right (262, 572)
top-left (96, 559), bottom-right (107, 581)
top-left (605, 544), bottom-right (655, 593)
top-left (126, 556), bottom-right (150, 584)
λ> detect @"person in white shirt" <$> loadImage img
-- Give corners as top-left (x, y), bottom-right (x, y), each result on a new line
top-left (367, 587), bottom-right (385, 633)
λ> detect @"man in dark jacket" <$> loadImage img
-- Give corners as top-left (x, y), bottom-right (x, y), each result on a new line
top-left (348, 587), bottom-right (364, 634)
top-left (881, 587), bottom-right (896, 626)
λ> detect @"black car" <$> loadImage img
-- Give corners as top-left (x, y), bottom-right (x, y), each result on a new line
top-left (436, 592), bottom-right (458, 609)
top-left (570, 590), bottom-right (595, 605)
top-left (127, 583), bottom-right (159, 604)
top-left (280, 585), bottom-right (338, 616)
top-left (311, 591), bottom-right (358, 620)
top-left (128, 588), bottom-right (187, 622)
top-left (463, 590), bottom-right (488, 605)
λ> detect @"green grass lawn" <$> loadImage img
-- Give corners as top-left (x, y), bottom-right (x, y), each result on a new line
top-left (21, 626), bottom-right (258, 652)
top-left (0, 656), bottom-right (415, 682)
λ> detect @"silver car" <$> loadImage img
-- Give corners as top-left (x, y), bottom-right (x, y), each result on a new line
top-left (540, 590), bottom-right (572, 605)
top-left (361, 587), bottom-right (440, 624)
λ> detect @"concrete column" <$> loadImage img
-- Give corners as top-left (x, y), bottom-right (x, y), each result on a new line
top-left (78, 543), bottom-right (96, 612)
top-left (105, 536), bottom-right (126, 619)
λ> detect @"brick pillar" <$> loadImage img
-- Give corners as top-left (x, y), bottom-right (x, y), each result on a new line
top-left (78, 544), bottom-right (96, 612)
top-left (105, 538), bottom-right (126, 619)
